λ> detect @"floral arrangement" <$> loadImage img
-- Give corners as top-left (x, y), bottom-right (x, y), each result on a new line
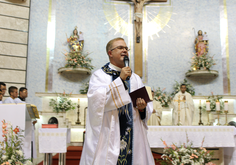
top-left (189, 53), bottom-right (216, 71)
top-left (153, 87), bottom-right (172, 107)
top-left (0, 120), bottom-right (32, 165)
top-left (170, 79), bottom-right (195, 98)
top-left (64, 51), bottom-right (94, 70)
top-left (202, 92), bottom-right (224, 112)
top-left (158, 133), bottom-right (215, 165)
top-left (79, 81), bottom-right (89, 94)
top-left (49, 92), bottom-right (76, 113)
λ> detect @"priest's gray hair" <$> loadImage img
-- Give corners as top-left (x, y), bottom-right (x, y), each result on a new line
top-left (106, 37), bottom-right (125, 55)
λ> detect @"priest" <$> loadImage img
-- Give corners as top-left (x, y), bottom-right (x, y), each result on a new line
top-left (173, 84), bottom-right (195, 126)
top-left (80, 38), bottom-right (154, 165)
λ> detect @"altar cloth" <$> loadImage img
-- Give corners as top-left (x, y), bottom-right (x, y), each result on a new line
top-left (147, 126), bottom-right (235, 148)
top-left (38, 128), bottom-right (71, 153)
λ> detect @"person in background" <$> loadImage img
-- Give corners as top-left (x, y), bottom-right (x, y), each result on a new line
top-left (173, 84), bottom-right (194, 126)
top-left (3, 86), bottom-right (18, 104)
top-left (0, 82), bottom-right (6, 96)
top-left (15, 87), bottom-right (28, 103)
top-left (14, 87), bottom-right (37, 159)
top-left (149, 90), bottom-right (162, 125)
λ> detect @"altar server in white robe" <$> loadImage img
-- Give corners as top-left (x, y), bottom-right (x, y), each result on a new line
top-left (3, 86), bottom-right (18, 104)
top-left (80, 38), bottom-right (154, 165)
top-left (173, 84), bottom-right (194, 126)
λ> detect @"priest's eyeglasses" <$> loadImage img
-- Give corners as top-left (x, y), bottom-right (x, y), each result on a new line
top-left (110, 46), bottom-right (130, 51)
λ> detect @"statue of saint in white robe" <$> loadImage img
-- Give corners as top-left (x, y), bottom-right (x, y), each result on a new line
top-left (173, 91), bottom-right (194, 126)
top-left (80, 63), bottom-right (155, 165)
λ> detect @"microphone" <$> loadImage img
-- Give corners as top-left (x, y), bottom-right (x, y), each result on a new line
top-left (123, 56), bottom-right (130, 80)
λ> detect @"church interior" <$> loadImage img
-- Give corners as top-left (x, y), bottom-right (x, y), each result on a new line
top-left (1, 0), bottom-right (236, 164)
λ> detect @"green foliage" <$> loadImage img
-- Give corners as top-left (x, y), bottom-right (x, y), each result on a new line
top-left (159, 133), bottom-right (215, 165)
top-left (80, 81), bottom-right (89, 94)
top-left (189, 54), bottom-right (216, 71)
top-left (0, 120), bottom-right (32, 165)
top-left (64, 51), bottom-right (94, 70)
top-left (202, 93), bottom-right (224, 112)
top-left (49, 92), bottom-right (76, 113)
top-left (153, 87), bottom-right (171, 107)
top-left (171, 79), bottom-right (195, 98)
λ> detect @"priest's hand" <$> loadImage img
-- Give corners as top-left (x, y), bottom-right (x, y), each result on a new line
top-left (120, 67), bottom-right (132, 81)
top-left (136, 98), bottom-right (147, 110)
top-left (183, 96), bottom-right (186, 100)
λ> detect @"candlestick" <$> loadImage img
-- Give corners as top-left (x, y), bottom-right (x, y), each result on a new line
top-left (216, 111), bottom-right (221, 126)
top-left (199, 100), bottom-right (201, 106)
top-left (76, 103), bottom-right (81, 125)
top-left (224, 111), bottom-right (228, 125)
top-left (224, 101), bottom-right (228, 111)
top-left (198, 105), bottom-right (203, 125)
top-left (206, 100), bottom-right (210, 111)
top-left (206, 111), bottom-right (211, 125)
top-left (216, 100), bottom-right (220, 111)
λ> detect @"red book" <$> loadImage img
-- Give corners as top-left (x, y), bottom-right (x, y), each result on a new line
top-left (42, 124), bottom-right (58, 128)
top-left (129, 86), bottom-right (153, 107)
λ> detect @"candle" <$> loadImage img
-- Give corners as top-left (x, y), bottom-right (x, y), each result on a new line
top-left (199, 100), bottom-right (201, 106)
top-left (206, 100), bottom-right (210, 111)
top-left (216, 100), bottom-right (220, 111)
top-left (224, 101), bottom-right (228, 111)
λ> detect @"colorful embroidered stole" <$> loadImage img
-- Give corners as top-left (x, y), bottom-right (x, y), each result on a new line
top-left (102, 63), bottom-right (133, 165)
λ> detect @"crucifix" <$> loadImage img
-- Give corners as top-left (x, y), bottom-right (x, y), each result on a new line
top-left (114, 0), bottom-right (167, 77)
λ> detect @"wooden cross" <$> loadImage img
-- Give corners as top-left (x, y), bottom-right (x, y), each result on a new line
top-left (114, 0), bottom-right (167, 77)
top-left (173, 95), bottom-right (186, 126)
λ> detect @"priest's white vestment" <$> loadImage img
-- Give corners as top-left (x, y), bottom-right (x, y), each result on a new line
top-left (173, 91), bottom-right (194, 126)
top-left (80, 66), bottom-right (154, 165)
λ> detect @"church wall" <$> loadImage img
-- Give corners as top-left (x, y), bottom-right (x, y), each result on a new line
top-left (148, 0), bottom-right (222, 96)
top-left (0, 0), bottom-right (30, 98)
top-left (227, 0), bottom-right (236, 95)
top-left (26, 0), bottom-right (130, 110)
top-left (26, 0), bottom-right (49, 111)
top-left (25, 0), bottom-right (236, 111)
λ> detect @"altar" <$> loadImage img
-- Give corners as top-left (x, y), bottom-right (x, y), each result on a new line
top-left (147, 126), bottom-right (236, 165)
top-left (33, 93), bottom-right (236, 164)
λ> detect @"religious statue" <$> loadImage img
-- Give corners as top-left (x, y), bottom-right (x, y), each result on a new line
top-left (67, 27), bottom-right (83, 52)
top-left (173, 84), bottom-right (194, 126)
top-left (194, 30), bottom-right (208, 56)
top-left (132, 0), bottom-right (149, 43)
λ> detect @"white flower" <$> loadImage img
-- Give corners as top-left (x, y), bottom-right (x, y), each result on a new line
top-left (8, 159), bottom-right (13, 163)
top-left (24, 160), bottom-right (33, 165)
top-left (11, 154), bottom-right (16, 160)
top-left (173, 151), bottom-right (179, 157)
top-left (16, 150), bottom-right (23, 156)
top-left (120, 139), bottom-right (127, 150)
top-left (2, 155), bottom-right (8, 160)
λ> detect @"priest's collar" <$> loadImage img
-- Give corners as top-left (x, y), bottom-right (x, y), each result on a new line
top-left (109, 63), bottom-right (122, 72)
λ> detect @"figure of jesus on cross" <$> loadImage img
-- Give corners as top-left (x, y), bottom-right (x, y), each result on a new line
top-left (113, 0), bottom-right (167, 77)
top-left (131, 0), bottom-right (149, 43)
